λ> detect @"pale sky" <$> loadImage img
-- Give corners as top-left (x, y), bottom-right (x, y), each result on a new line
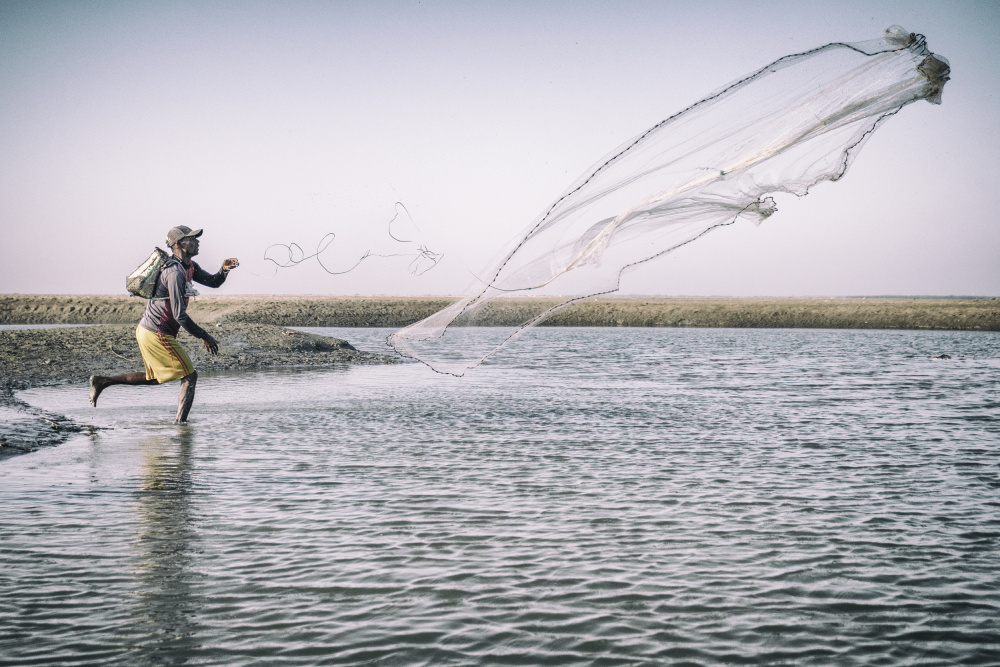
top-left (1, 0), bottom-right (997, 297)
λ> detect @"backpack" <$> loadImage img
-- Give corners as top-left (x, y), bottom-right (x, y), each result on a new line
top-left (125, 248), bottom-right (170, 298)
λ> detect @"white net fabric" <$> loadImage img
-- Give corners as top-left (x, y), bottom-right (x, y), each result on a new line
top-left (389, 26), bottom-right (950, 375)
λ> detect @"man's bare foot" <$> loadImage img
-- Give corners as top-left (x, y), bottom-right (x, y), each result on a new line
top-left (89, 376), bottom-right (105, 407)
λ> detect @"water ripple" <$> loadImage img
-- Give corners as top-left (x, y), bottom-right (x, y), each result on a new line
top-left (2, 329), bottom-right (999, 665)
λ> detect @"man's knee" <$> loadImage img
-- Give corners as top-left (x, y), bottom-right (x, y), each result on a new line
top-left (182, 370), bottom-right (198, 385)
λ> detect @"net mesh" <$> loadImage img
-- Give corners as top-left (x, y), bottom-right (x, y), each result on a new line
top-left (389, 26), bottom-right (950, 375)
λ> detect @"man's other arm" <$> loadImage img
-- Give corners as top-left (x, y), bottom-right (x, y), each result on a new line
top-left (166, 268), bottom-right (210, 340)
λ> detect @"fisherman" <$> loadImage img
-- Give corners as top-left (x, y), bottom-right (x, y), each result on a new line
top-left (89, 226), bottom-right (239, 423)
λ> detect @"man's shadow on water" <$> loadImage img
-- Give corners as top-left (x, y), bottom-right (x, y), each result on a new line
top-left (124, 428), bottom-right (204, 663)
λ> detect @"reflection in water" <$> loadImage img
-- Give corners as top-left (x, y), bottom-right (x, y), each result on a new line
top-left (126, 428), bottom-right (201, 662)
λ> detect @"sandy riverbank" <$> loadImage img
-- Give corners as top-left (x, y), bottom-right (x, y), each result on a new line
top-left (3, 294), bottom-right (999, 329)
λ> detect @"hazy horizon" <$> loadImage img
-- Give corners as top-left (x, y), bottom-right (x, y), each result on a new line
top-left (2, 1), bottom-right (998, 298)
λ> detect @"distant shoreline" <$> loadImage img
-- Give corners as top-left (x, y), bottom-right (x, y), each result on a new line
top-left (2, 294), bottom-right (998, 331)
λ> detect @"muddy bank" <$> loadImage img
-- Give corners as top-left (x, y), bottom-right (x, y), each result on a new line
top-left (0, 386), bottom-right (100, 460)
top-left (0, 322), bottom-right (385, 390)
top-left (0, 322), bottom-right (392, 460)
top-left (2, 294), bottom-right (998, 330)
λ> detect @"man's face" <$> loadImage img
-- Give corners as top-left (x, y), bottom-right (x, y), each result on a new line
top-left (178, 236), bottom-right (200, 256)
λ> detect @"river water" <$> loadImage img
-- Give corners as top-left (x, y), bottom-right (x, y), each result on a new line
top-left (2, 328), bottom-right (999, 665)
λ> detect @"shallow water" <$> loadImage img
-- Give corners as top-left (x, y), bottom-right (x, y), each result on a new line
top-left (2, 328), bottom-right (999, 665)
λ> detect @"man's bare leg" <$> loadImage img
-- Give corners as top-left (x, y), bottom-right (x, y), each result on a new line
top-left (89, 373), bottom-right (157, 406)
top-left (175, 371), bottom-right (198, 424)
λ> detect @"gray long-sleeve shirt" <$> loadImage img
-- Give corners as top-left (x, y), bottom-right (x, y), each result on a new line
top-left (138, 258), bottom-right (227, 339)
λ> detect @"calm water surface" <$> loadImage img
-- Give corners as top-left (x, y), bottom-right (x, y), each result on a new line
top-left (2, 328), bottom-right (999, 665)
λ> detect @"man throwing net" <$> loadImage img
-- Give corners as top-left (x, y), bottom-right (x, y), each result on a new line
top-left (89, 226), bottom-right (239, 423)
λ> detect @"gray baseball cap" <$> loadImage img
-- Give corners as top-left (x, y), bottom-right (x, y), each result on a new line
top-left (166, 225), bottom-right (203, 247)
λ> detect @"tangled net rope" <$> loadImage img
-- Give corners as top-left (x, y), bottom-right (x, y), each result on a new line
top-left (251, 203), bottom-right (444, 278)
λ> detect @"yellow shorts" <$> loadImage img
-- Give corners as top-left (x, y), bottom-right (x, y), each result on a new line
top-left (136, 326), bottom-right (195, 383)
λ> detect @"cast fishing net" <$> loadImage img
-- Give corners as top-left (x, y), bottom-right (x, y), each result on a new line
top-left (389, 26), bottom-right (950, 375)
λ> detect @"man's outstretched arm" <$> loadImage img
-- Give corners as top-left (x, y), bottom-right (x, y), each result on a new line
top-left (192, 258), bottom-right (238, 288)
